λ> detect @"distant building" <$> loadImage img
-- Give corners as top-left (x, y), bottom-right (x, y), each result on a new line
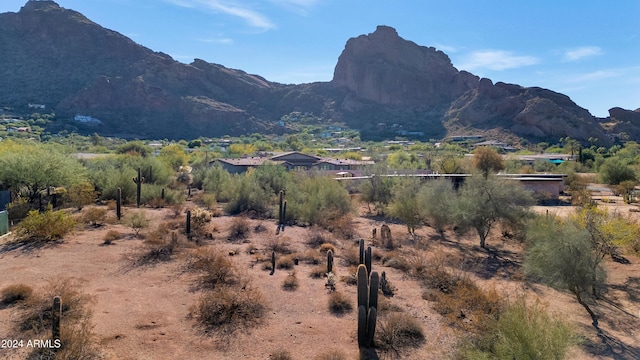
top-left (28, 103), bottom-right (45, 109)
top-left (212, 151), bottom-right (374, 174)
top-left (74, 115), bottom-right (102, 124)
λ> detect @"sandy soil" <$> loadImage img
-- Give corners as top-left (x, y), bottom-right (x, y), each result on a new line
top-left (1, 198), bottom-right (639, 359)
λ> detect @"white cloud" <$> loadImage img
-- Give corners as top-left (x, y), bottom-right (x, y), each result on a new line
top-left (164, 0), bottom-right (275, 31)
top-left (269, 0), bottom-right (318, 15)
top-left (563, 46), bottom-right (603, 62)
top-left (458, 50), bottom-right (539, 71)
top-left (198, 37), bottom-right (234, 44)
top-left (566, 69), bottom-right (617, 82)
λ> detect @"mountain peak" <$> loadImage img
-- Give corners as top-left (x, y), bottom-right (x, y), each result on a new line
top-left (21, 0), bottom-right (60, 12)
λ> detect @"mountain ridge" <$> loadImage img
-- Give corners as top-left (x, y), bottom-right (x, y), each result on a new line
top-left (0, 1), bottom-right (635, 143)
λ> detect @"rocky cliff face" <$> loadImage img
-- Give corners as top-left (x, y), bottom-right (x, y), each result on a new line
top-left (0, 1), bottom-right (632, 143)
top-left (333, 25), bottom-right (478, 108)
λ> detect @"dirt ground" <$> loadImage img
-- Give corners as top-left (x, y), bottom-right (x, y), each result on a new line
top-left (1, 195), bottom-right (639, 359)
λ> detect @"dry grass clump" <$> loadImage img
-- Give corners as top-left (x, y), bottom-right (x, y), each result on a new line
top-left (310, 265), bottom-right (328, 279)
top-left (381, 251), bottom-right (411, 272)
top-left (1, 283), bottom-right (33, 305)
top-left (80, 207), bottom-right (108, 227)
top-left (314, 349), bottom-right (348, 360)
top-left (413, 252), bottom-right (503, 333)
top-left (270, 349), bottom-right (293, 360)
top-left (266, 235), bottom-right (293, 254)
top-left (185, 247), bottom-right (242, 290)
top-left (12, 278), bottom-right (101, 359)
top-left (282, 271), bottom-right (298, 291)
top-left (319, 243), bottom-right (336, 254)
top-left (102, 229), bottom-right (123, 245)
top-left (133, 231), bottom-right (180, 266)
top-left (190, 285), bottom-right (266, 334)
top-left (306, 227), bottom-right (335, 248)
top-left (328, 291), bottom-right (353, 315)
top-left (18, 278), bottom-right (93, 334)
top-left (299, 249), bottom-right (322, 265)
top-left (227, 216), bottom-right (251, 242)
top-left (276, 254), bottom-right (296, 269)
top-left (376, 313), bottom-right (425, 351)
top-left (340, 247), bottom-right (360, 267)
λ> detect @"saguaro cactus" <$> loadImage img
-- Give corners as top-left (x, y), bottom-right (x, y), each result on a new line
top-left (327, 249), bottom-right (334, 273)
top-left (365, 246), bottom-right (372, 275)
top-left (186, 210), bottom-right (191, 235)
top-left (270, 251), bottom-right (276, 276)
top-left (132, 167), bottom-right (144, 208)
top-left (359, 239), bottom-right (365, 265)
top-left (116, 187), bottom-right (122, 221)
top-left (52, 296), bottom-right (62, 341)
top-left (277, 190), bottom-right (286, 234)
top-left (356, 264), bottom-right (379, 348)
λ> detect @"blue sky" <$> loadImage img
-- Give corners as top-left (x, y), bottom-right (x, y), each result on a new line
top-left (2, 0), bottom-right (639, 117)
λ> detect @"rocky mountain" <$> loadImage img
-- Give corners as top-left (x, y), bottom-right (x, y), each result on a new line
top-left (0, 1), bottom-right (633, 143)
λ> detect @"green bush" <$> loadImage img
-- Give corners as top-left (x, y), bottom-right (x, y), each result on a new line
top-left (286, 174), bottom-right (352, 227)
top-left (599, 157), bottom-right (637, 185)
top-left (15, 205), bottom-right (75, 242)
top-left (461, 297), bottom-right (578, 360)
top-left (224, 175), bottom-right (272, 216)
top-left (201, 165), bottom-right (233, 202)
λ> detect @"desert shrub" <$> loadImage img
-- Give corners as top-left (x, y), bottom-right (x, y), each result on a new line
top-left (1, 284), bottom-right (33, 305)
top-left (202, 193), bottom-right (217, 209)
top-left (66, 181), bottom-right (96, 210)
top-left (389, 177), bottom-right (423, 235)
top-left (266, 235), bottom-right (292, 254)
top-left (249, 163), bottom-right (291, 195)
top-left (381, 252), bottom-right (411, 272)
top-left (418, 178), bottom-right (457, 233)
top-left (190, 285), bottom-right (266, 333)
top-left (341, 247), bottom-right (360, 267)
top-left (328, 291), bottom-right (353, 314)
top-left (15, 205), bottom-right (76, 242)
top-left (314, 349), bottom-right (348, 360)
top-left (599, 157), bottom-right (637, 185)
top-left (270, 349), bottom-right (293, 360)
top-left (319, 243), bottom-right (336, 255)
top-left (125, 210), bottom-right (149, 237)
top-left (141, 184), bottom-right (183, 207)
top-left (461, 297), bottom-right (577, 360)
top-left (186, 247), bottom-right (241, 290)
top-left (376, 313), bottom-right (425, 351)
top-left (286, 174), bottom-right (352, 227)
top-left (134, 232), bottom-right (179, 265)
top-left (224, 174), bottom-right (272, 217)
top-left (276, 254), bottom-right (296, 269)
top-left (310, 265), bottom-right (328, 279)
top-left (102, 230), bottom-right (123, 245)
top-left (282, 271), bottom-right (298, 291)
top-left (299, 249), bottom-right (322, 265)
top-left (201, 164), bottom-right (233, 202)
top-left (227, 216), bottom-right (251, 242)
top-left (306, 227), bottom-right (334, 248)
top-left (12, 278), bottom-right (101, 358)
top-left (189, 208), bottom-right (212, 238)
top-left (80, 207), bottom-right (108, 227)
top-left (18, 278), bottom-right (92, 334)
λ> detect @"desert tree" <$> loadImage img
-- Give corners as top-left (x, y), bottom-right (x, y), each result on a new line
top-left (472, 146), bottom-right (505, 177)
top-left (0, 144), bottom-right (86, 203)
top-left (359, 163), bottom-right (394, 214)
top-left (417, 178), bottom-right (457, 234)
top-left (598, 157), bottom-right (636, 185)
top-left (525, 215), bottom-right (605, 324)
top-left (455, 175), bottom-right (534, 249)
top-left (570, 207), bottom-right (639, 296)
top-left (389, 177), bottom-right (423, 235)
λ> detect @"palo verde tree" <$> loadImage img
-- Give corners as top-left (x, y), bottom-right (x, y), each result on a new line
top-left (389, 177), bottom-right (423, 235)
top-left (525, 215), bottom-right (606, 325)
top-left (455, 175), bottom-right (534, 249)
top-left (417, 178), bottom-right (457, 234)
top-left (0, 144), bottom-right (86, 203)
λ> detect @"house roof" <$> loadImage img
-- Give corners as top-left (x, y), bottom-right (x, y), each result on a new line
top-left (315, 159), bottom-right (375, 166)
